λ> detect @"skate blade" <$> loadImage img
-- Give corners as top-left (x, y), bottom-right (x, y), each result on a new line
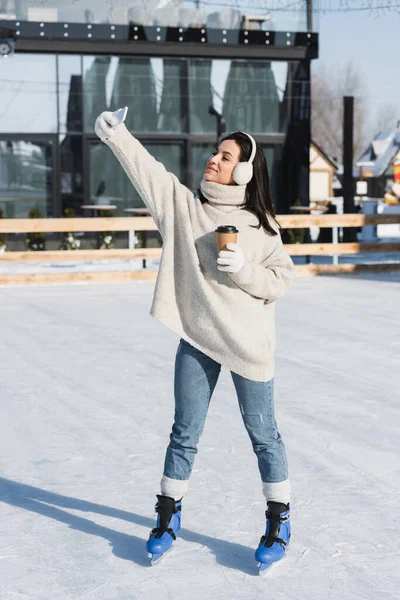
top-left (258, 550), bottom-right (288, 575)
top-left (258, 561), bottom-right (273, 574)
top-left (148, 548), bottom-right (171, 565)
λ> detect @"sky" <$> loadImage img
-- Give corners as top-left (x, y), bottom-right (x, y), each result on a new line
top-left (315, 8), bottom-right (400, 137)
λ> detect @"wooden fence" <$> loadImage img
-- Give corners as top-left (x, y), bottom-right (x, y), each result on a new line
top-left (0, 213), bottom-right (399, 285)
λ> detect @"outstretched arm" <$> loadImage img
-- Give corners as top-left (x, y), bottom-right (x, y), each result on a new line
top-left (95, 111), bottom-right (191, 235)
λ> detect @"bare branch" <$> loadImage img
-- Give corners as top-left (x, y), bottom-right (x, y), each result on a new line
top-left (373, 102), bottom-right (399, 133)
top-left (311, 59), bottom-right (369, 162)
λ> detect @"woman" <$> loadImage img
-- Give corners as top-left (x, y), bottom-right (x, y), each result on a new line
top-left (95, 110), bottom-right (294, 572)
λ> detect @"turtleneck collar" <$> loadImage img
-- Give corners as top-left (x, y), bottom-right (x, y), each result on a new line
top-left (200, 179), bottom-right (246, 213)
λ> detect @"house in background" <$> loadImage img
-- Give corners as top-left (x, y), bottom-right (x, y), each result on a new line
top-left (356, 123), bottom-right (400, 199)
top-left (309, 141), bottom-right (338, 202)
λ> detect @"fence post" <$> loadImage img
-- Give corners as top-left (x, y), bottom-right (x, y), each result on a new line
top-left (128, 230), bottom-right (136, 250)
top-left (332, 226), bottom-right (339, 265)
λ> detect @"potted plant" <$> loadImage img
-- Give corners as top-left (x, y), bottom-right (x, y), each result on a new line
top-left (25, 207), bottom-right (46, 251)
top-left (99, 209), bottom-right (114, 249)
top-left (59, 207), bottom-right (81, 250)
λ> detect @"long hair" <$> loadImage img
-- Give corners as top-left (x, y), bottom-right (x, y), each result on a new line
top-left (199, 131), bottom-right (279, 237)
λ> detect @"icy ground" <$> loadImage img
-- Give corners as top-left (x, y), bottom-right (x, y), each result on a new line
top-left (0, 273), bottom-right (399, 600)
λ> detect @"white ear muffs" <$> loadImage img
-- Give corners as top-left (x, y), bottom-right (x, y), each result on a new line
top-left (232, 161), bottom-right (253, 185)
top-left (232, 132), bottom-right (257, 185)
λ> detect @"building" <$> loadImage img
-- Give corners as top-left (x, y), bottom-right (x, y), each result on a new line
top-left (309, 141), bottom-right (338, 202)
top-left (0, 1), bottom-right (318, 224)
top-left (356, 123), bottom-right (400, 199)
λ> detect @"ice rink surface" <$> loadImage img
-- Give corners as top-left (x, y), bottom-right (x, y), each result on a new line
top-left (0, 272), bottom-right (399, 600)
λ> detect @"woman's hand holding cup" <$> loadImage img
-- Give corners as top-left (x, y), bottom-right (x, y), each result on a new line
top-left (217, 243), bottom-right (245, 273)
top-left (215, 226), bottom-right (244, 273)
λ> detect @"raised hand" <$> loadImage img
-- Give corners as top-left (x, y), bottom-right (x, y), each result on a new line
top-left (94, 110), bottom-right (122, 141)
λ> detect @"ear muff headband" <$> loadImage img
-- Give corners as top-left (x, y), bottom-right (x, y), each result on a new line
top-left (244, 132), bottom-right (257, 163)
top-left (231, 131), bottom-right (257, 185)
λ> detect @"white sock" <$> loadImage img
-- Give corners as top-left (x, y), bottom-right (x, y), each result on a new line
top-left (160, 475), bottom-right (189, 501)
top-left (262, 479), bottom-right (291, 505)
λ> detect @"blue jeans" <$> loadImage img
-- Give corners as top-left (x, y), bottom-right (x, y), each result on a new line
top-left (163, 339), bottom-right (288, 485)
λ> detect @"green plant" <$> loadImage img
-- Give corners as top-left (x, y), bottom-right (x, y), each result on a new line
top-left (0, 208), bottom-right (7, 251)
top-left (99, 209), bottom-right (114, 249)
top-left (286, 228), bottom-right (306, 244)
top-left (25, 207), bottom-right (46, 251)
top-left (59, 207), bottom-right (81, 250)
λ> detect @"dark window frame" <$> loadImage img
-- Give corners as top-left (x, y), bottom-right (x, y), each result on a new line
top-left (0, 133), bottom-right (60, 217)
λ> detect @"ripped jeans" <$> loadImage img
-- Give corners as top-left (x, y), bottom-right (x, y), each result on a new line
top-left (163, 339), bottom-right (288, 486)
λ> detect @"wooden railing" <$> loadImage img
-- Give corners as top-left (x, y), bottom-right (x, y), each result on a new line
top-left (0, 214), bottom-right (399, 284)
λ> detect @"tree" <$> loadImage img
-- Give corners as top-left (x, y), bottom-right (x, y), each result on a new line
top-left (311, 59), bottom-right (368, 163)
top-left (373, 102), bottom-right (399, 134)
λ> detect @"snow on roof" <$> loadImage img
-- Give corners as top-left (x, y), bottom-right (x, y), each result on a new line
top-left (356, 127), bottom-right (400, 176)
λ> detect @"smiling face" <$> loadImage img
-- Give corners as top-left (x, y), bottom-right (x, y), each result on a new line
top-left (203, 139), bottom-right (241, 185)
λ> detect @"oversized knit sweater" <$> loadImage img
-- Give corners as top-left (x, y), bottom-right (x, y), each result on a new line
top-left (105, 124), bottom-right (294, 382)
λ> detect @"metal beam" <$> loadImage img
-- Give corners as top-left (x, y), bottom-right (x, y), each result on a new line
top-left (15, 38), bottom-right (318, 60)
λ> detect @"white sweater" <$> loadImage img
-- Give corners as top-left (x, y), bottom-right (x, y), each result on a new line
top-left (105, 124), bottom-right (294, 381)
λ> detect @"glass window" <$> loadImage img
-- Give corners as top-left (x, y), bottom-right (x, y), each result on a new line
top-left (189, 60), bottom-right (216, 135)
top-left (58, 55), bottom-right (83, 133)
top-left (0, 54), bottom-right (57, 133)
top-left (60, 134), bottom-right (83, 217)
top-left (223, 61), bottom-right (284, 134)
top-left (190, 60), bottom-right (226, 135)
top-left (190, 59), bottom-right (292, 135)
top-left (83, 56), bottom-right (112, 134)
top-left (261, 144), bottom-right (282, 211)
top-left (83, 56), bottom-right (186, 133)
top-left (89, 139), bottom-right (183, 214)
top-left (0, 139), bottom-right (53, 218)
top-left (191, 143), bottom-right (215, 191)
top-left (154, 59), bottom-right (187, 133)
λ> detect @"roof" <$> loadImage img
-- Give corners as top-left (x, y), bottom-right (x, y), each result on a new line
top-left (311, 140), bottom-right (339, 169)
top-left (356, 127), bottom-right (400, 177)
